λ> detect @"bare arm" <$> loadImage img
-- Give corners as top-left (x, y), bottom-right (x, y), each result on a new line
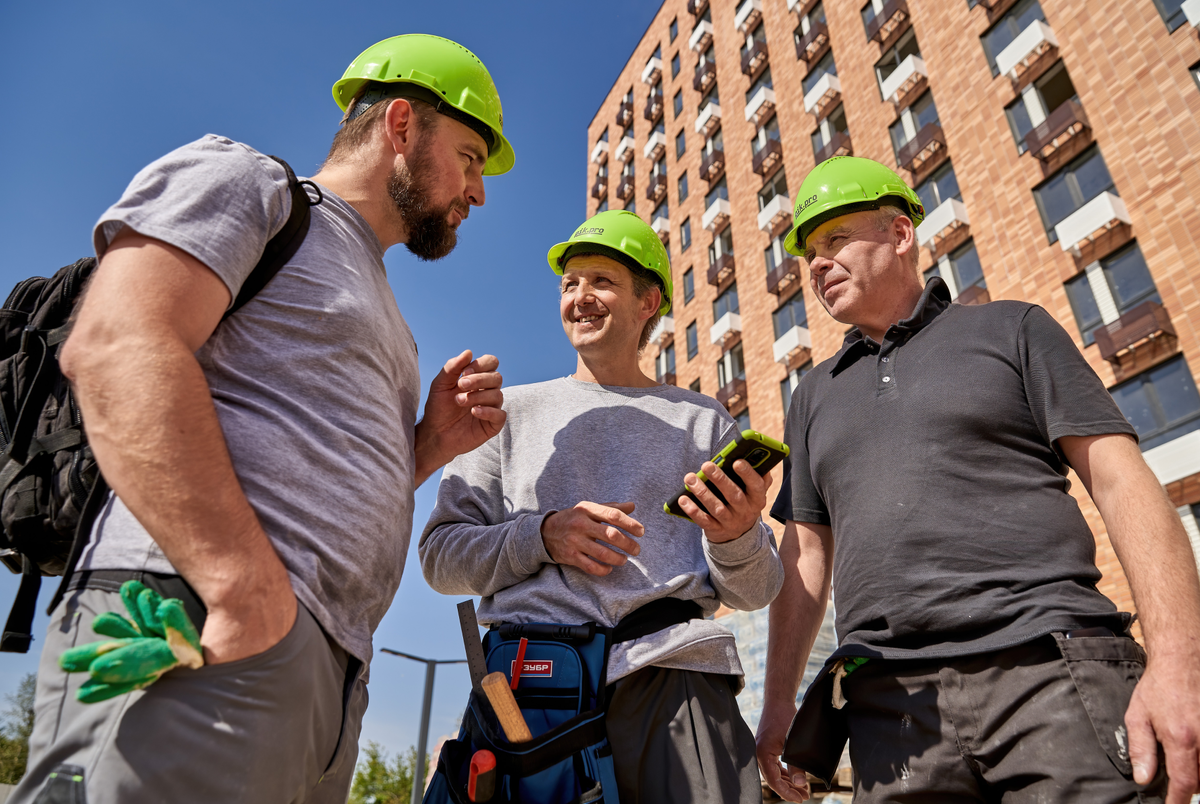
top-left (756, 520), bottom-right (834, 802)
top-left (1060, 432), bottom-right (1200, 803)
top-left (61, 230), bottom-right (295, 664)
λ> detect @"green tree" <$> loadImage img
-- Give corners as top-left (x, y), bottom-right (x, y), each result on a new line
top-left (349, 741), bottom-right (420, 804)
top-left (0, 673), bottom-right (37, 784)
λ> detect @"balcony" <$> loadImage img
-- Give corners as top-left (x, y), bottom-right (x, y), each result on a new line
top-left (616, 101), bottom-right (633, 128)
top-left (795, 20), bottom-right (829, 63)
top-left (716, 376), bottom-right (748, 411)
top-left (995, 20), bottom-right (1058, 81)
top-left (1093, 301), bottom-right (1176, 364)
top-left (690, 20), bottom-right (714, 52)
top-left (773, 325), bottom-right (812, 365)
top-left (651, 215), bottom-right (671, 242)
top-left (703, 197), bottom-right (731, 231)
top-left (641, 57), bottom-right (662, 86)
top-left (614, 135), bottom-right (635, 163)
top-left (956, 285), bottom-right (991, 306)
top-left (1024, 101), bottom-right (1090, 161)
top-left (687, 0), bottom-right (709, 16)
top-left (643, 131), bottom-right (667, 161)
top-left (1185, 0), bottom-right (1200, 26)
top-left (710, 311), bottom-right (743, 345)
top-left (591, 178), bottom-right (607, 200)
top-left (643, 92), bottom-right (664, 122)
top-left (916, 197), bottom-right (970, 249)
top-left (700, 148), bottom-right (726, 181)
top-left (615, 178), bottom-right (635, 202)
top-left (645, 174), bottom-right (667, 203)
top-left (590, 140), bottom-right (608, 165)
top-left (786, 0), bottom-right (818, 13)
top-left (735, 0), bottom-right (763, 34)
top-left (767, 257), bottom-right (802, 296)
top-left (745, 86), bottom-right (776, 126)
top-left (752, 139), bottom-right (784, 176)
top-left (651, 315), bottom-right (674, 347)
top-left (880, 54), bottom-right (927, 105)
top-left (694, 60), bottom-right (717, 92)
top-left (758, 194), bottom-right (792, 234)
top-left (803, 73), bottom-right (841, 117)
top-left (695, 101), bottom-right (722, 137)
top-left (896, 122), bottom-right (946, 173)
top-left (813, 131), bottom-right (853, 164)
top-left (708, 253), bottom-right (736, 286)
top-left (865, 0), bottom-right (909, 44)
top-left (1054, 191), bottom-right (1132, 256)
top-left (741, 39), bottom-right (769, 76)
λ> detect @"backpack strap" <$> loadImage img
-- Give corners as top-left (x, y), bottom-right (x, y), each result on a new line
top-left (0, 555), bottom-right (41, 652)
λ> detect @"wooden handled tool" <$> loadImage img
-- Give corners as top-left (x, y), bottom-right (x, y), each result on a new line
top-left (482, 671), bottom-right (532, 743)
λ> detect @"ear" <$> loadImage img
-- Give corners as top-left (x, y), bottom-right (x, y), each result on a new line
top-left (639, 287), bottom-right (663, 322)
top-left (892, 213), bottom-right (918, 268)
top-left (383, 98), bottom-right (418, 156)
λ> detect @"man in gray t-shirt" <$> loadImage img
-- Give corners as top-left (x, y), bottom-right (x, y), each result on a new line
top-left (16, 35), bottom-right (514, 804)
top-left (421, 210), bottom-right (784, 804)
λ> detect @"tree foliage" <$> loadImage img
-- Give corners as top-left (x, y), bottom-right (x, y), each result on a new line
top-left (349, 741), bottom-right (420, 804)
top-left (0, 673), bottom-right (37, 784)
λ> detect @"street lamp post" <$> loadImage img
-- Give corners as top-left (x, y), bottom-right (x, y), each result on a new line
top-left (381, 649), bottom-right (467, 804)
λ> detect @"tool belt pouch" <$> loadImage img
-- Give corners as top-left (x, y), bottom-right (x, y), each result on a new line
top-left (424, 623), bottom-right (619, 804)
top-left (781, 660), bottom-right (849, 788)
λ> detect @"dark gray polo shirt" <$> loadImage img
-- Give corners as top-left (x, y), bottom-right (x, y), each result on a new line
top-left (772, 278), bottom-right (1136, 660)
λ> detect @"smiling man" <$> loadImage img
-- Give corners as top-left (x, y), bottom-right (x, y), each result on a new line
top-left (421, 210), bottom-right (784, 803)
top-left (755, 156), bottom-right (1200, 804)
top-left (15, 35), bottom-right (512, 804)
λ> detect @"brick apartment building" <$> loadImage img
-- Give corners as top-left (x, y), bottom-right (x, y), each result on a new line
top-left (585, 0), bottom-right (1200, 731)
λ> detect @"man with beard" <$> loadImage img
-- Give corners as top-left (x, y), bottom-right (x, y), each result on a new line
top-left (13, 35), bottom-right (512, 804)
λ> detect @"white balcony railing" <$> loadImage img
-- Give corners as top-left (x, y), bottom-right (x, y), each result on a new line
top-left (643, 131), bottom-right (667, 160)
top-left (694, 101), bottom-right (722, 134)
top-left (757, 193), bottom-right (791, 233)
top-left (641, 56), bottom-right (663, 85)
top-left (916, 197), bottom-right (970, 248)
top-left (651, 216), bottom-right (670, 239)
top-left (614, 135), bottom-right (636, 162)
top-left (702, 197), bottom-right (731, 231)
top-left (786, 0), bottom-right (803, 9)
top-left (880, 54), bottom-right (927, 104)
top-left (735, 0), bottom-right (763, 34)
top-left (710, 311), bottom-right (742, 344)
top-left (744, 86), bottom-right (776, 122)
top-left (803, 73), bottom-right (841, 114)
top-left (689, 20), bottom-right (714, 52)
top-left (1184, 0), bottom-right (1200, 26)
top-left (590, 140), bottom-right (608, 164)
top-left (1144, 430), bottom-right (1200, 485)
top-left (1054, 192), bottom-right (1132, 256)
top-left (773, 325), bottom-right (812, 364)
top-left (995, 20), bottom-right (1059, 80)
top-left (650, 315), bottom-right (674, 346)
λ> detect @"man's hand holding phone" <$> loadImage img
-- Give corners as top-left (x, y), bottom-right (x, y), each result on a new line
top-left (678, 460), bottom-right (772, 544)
top-left (541, 502), bottom-right (645, 576)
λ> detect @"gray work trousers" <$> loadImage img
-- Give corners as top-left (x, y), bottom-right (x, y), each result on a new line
top-left (12, 586), bottom-right (367, 804)
top-left (842, 633), bottom-right (1168, 803)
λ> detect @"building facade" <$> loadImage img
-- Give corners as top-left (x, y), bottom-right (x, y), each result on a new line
top-left (586, 0), bottom-right (1200, 719)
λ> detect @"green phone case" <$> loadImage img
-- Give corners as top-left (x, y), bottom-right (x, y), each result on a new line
top-left (663, 430), bottom-right (790, 522)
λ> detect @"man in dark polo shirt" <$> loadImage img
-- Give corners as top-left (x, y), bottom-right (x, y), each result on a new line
top-left (755, 157), bottom-right (1200, 804)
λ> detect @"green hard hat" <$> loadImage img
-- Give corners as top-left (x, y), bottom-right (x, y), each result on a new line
top-left (783, 156), bottom-right (924, 256)
top-left (333, 34), bottom-right (515, 176)
top-left (547, 210), bottom-right (674, 316)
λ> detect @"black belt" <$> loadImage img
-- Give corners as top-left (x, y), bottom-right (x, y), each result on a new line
top-left (68, 569), bottom-right (207, 631)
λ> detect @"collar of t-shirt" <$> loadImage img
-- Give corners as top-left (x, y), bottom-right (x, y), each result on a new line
top-left (830, 277), bottom-right (952, 376)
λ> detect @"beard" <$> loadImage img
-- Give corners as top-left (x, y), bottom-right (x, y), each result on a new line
top-left (387, 144), bottom-right (464, 261)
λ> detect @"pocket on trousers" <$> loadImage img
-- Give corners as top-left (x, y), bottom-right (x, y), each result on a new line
top-left (1054, 633), bottom-right (1146, 776)
top-left (189, 599), bottom-right (310, 677)
top-left (33, 763), bottom-right (87, 804)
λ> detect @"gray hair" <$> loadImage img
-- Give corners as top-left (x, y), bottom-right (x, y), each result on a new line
top-left (872, 205), bottom-right (920, 270)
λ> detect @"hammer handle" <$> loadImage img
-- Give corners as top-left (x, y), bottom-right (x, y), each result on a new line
top-left (481, 672), bottom-right (533, 743)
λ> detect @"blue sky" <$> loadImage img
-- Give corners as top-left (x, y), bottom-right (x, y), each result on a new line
top-left (0, 0), bottom-right (661, 759)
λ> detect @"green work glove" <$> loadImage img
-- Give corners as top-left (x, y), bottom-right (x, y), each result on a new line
top-left (59, 580), bottom-right (204, 703)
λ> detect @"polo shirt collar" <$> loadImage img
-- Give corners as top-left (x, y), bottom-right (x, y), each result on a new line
top-left (829, 277), bottom-right (952, 374)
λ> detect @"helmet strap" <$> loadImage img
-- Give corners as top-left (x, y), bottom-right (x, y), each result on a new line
top-left (347, 83), bottom-right (496, 155)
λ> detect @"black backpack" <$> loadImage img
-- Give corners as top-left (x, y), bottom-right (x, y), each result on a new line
top-left (0, 156), bottom-right (320, 653)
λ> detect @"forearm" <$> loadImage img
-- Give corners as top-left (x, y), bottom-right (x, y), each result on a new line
top-left (763, 521), bottom-right (833, 708)
top-left (419, 513), bottom-right (552, 597)
top-left (704, 520), bottom-right (784, 610)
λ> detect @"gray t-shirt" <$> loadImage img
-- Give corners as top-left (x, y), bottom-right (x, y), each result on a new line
top-left (420, 377), bottom-right (784, 683)
top-left (81, 135), bottom-right (422, 664)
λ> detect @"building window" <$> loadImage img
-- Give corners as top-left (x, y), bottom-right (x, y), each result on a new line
top-left (683, 267), bottom-right (695, 303)
top-left (1004, 60), bottom-right (1077, 153)
top-left (597, 200), bottom-right (608, 212)
top-left (1032, 145), bottom-right (1115, 244)
top-left (812, 104), bottom-right (850, 161)
top-left (700, 82), bottom-right (720, 112)
top-left (746, 68), bottom-right (773, 107)
top-left (673, 89), bottom-right (684, 118)
top-left (1064, 243), bottom-right (1161, 346)
top-left (714, 282), bottom-right (739, 321)
top-left (754, 115), bottom-right (782, 159)
top-left (707, 176), bottom-right (730, 209)
top-left (741, 22), bottom-right (768, 65)
top-left (888, 90), bottom-right (939, 158)
top-left (860, 0), bottom-right (878, 35)
top-left (689, 378), bottom-right (702, 394)
top-left (803, 49), bottom-right (838, 95)
top-left (678, 171), bottom-right (689, 203)
top-left (653, 199), bottom-right (669, 223)
top-left (773, 290), bottom-right (808, 340)
top-left (680, 218), bottom-right (693, 252)
top-left (1191, 61), bottom-right (1200, 92)
top-left (718, 342), bottom-right (746, 387)
top-left (1110, 355), bottom-right (1200, 451)
top-left (758, 170), bottom-right (788, 211)
top-left (794, 2), bottom-right (829, 55)
top-left (781, 361), bottom-right (813, 416)
top-left (875, 29), bottom-right (921, 97)
top-left (734, 409), bottom-right (752, 432)
top-left (1150, 0), bottom-right (1189, 32)
top-left (915, 161), bottom-right (961, 213)
top-left (764, 231), bottom-right (790, 274)
top-left (676, 130), bottom-right (687, 158)
top-left (924, 239), bottom-right (986, 299)
top-left (981, 0), bottom-right (1046, 76)
top-left (656, 343), bottom-right (676, 381)
top-left (686, 321), bottom-right (699, 359)
top-left (709, 227), bottom-right (734, 269)
top-left (670, 17), bottom-right (679, 42)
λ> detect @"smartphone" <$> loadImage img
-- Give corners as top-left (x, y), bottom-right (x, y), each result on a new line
top-left (663, 430), bottom-right (790, 522)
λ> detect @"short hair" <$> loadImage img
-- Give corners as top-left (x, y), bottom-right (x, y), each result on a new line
top-left (872, 205), bottom-right (920, 270)
top-left (324, 86), bottom-right (438, 166)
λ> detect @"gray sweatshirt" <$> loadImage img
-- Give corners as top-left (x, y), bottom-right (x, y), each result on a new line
top-left (420, 377), bottom-right (784, 683)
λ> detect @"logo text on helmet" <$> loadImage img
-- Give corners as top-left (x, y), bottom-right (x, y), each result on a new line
top-left (573, 226), bottom-right (604, 238)
top-left (796, 194), bottom-right (819, 214)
